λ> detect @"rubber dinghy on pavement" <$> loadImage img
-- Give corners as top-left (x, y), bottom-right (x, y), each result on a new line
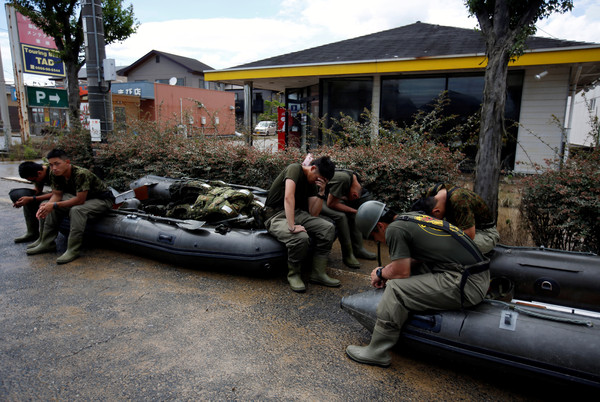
top-left (341, 246), bottom-right (600, 388)
top-left (76, 175), bottom-right (287, 275)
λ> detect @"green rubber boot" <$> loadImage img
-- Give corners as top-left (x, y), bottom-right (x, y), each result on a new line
top-left (287, 262), bottom-right (306, 293)
top-left (56, 234), bottom-right (83, 264)
top-left (309, 255), bottom-right (340, 287)
top-left (341, 243), bottom-right (361, 269)
top-left (351, 227), bottom-right (376, 260)
top-left (354, 247), bottom-right (377, 260)
top-left (26, 225), bottom-right (57, 255)
top-left (346, 326), bottom-right (399, 367)
top-left (14, 213), bottom-right (39, 243)
top-left (27, 221), bottom-right (44, 249)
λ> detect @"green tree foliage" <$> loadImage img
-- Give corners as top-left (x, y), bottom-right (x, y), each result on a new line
top-left (9, 0), bottom-right (138, 125)
top-left (258, 98), bottom-right (284, 122)
top-left (465, 0), bottom-right (573, 219)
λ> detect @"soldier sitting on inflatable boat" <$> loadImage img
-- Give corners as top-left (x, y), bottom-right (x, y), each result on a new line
top-left (263, 155), bottom-right (341, 293)
top-left (345, 200), bottom-right (489, 367)
top-left (10, 161), bottom-right (52, 243)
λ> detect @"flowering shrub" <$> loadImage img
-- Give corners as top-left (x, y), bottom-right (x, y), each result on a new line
top-left (321, 141), bottom-right (462, 212)
top-left (520, 150), bottom-right (600, 254)
top-left (53, 118), bottom-right (461, 213)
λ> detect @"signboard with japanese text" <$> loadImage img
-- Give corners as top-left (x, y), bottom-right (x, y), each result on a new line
top-left (80, 102), bottom-right (90, 129)
top-left (15, 11), bottom-right (66, 77)
top-left (16, 11), bottom-right (57, 48)
top-left (90, 119), bottom-right (101, 142)
top-left (26, 86), bottom-right (69, 108)
top-left (21, 45), bottom-right (65, 77)
top-left (110, 82), bottom-right (154, 99)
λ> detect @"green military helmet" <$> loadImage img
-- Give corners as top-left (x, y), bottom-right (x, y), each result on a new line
top-left (355, 200), bottom-right (386, 239)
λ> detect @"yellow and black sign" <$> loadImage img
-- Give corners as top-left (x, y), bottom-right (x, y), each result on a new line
top-left (413, 214), bottom-right (465, 237)
top-left (21, 44), bottom-right (65, 77)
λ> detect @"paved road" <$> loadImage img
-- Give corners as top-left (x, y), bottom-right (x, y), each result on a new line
top-left (0, 160), bottom-right (583, 400)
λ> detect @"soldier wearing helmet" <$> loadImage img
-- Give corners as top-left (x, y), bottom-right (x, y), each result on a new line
top-left (346, 201), bottom-right (489, 367)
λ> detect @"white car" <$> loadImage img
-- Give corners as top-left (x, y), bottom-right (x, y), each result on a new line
top-left (254, 121), bottom-right (277, 136)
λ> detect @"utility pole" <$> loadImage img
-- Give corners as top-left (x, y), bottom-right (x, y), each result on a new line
top-left (0, 45), bottom-right (12, 152)
top-left (5, 5), bottom-right (30, 143)
top-left (244, 81), bottom-right (253, 146)
top-left (82, 0), bottom-right (113, 141)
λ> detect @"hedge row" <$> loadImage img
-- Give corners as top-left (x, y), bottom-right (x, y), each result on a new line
top-left (55, 122), bottom-right (462, 213)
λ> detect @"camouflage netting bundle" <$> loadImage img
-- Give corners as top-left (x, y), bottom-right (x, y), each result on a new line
top-left (164, 180), bottom-right (263, 223)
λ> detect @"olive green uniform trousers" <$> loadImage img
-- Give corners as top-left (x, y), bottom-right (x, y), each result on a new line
top-left (320, 193), bottom-right (371, 248)
top-left (375, 263), bottom-right (490, 335)
top-left (42, 194), bottom-right (113, 243)
top-left (265, 209), bottom-right (335, 263)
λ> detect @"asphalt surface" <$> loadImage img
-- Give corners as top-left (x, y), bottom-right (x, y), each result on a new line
top-left (0, 160), bottom-right (585, 400)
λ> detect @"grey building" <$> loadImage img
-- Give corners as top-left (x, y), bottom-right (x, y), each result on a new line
top-left (117, 50), bottom-right (219, 90)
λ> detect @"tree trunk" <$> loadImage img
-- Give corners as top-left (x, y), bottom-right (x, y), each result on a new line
top-left (474, 46), bottom-right (510, 221)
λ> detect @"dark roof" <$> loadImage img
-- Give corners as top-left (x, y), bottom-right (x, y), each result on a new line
top-left (234, 22), bottom-right (595, 69)
top-left (118, 50), bottom-right (214, 76)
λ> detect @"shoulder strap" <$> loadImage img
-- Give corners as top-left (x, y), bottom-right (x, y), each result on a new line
top-left (395, 214), bottom-right (489, 308)
top-left (396, 215), bottom-right (489, 308)
top-left (395, 215), bottom-right (484, 262)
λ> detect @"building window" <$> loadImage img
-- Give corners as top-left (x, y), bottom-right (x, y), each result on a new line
top-left (322, 78), bottom-right (373, 124)
top-left (380, 71), bottom-right (524, 169)
top-left (155, 55), bottom-right (160, 63)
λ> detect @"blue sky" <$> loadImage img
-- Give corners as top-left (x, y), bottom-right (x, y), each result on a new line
top-left (1, 0), bottom-right (599, 84)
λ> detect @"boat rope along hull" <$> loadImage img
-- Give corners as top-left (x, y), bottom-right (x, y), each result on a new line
top-left (72, 212), bottom-right (287, 274)
top-left (341, 289), bottom-right (600, 387)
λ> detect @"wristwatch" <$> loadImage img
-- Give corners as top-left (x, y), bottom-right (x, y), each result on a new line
top-left (316, 193), bottom-right (327, 200)
top-left (376, 267), bottom-right (384, 280)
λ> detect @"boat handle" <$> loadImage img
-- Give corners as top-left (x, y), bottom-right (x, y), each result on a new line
top-left (158, 234), bottom-right (174, 244)
top-left (540, 281), bottom-right (553, 291)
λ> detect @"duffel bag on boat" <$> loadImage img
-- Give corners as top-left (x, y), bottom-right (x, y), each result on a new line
top-left (190, 187), bottom-right (255, 221)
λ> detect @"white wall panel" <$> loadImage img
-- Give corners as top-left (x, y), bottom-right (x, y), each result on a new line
top-left (514, 67), bottom-right (570, 173)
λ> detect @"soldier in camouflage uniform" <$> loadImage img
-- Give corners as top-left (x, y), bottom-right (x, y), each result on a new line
top-left (321, 169), bottom-right (376, 268)
top-left (417, 183), bottom-right (500, 254)
top-left (27, 149), bottom-right (114, 264)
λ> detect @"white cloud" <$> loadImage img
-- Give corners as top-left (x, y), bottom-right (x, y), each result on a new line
top-left (107, 0), bottom-right (480, 70)
top-left (3, 0), bottom-right (598, 82)
top-left (536, 0), bottom-right (600, 43)
top-left (107, 17), bottom-right (327, 69)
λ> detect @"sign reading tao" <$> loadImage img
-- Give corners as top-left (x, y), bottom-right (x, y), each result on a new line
top-left (26, 86), bottom-right (69, 108)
